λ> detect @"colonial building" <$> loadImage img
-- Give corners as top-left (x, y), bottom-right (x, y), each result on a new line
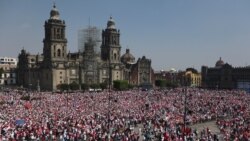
top-left (121, 51), bottom-right (154, 86)
top-left (154, 68), bottom-right (180, 85)
top-left (154, 68), bottom-right (201, 87)
top-left (0, 57), bottom-right (17, 85)
top-left (180, 68), bottom-right (201, 87)
top-left (202, 57), bottom-right (250, 91)
top-left (16, 4), bottom-right (154, 91)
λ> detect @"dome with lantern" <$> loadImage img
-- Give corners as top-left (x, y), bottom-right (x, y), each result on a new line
top-left (107, 16), bottom-right (116, 29)
top-left (50, 3), bottom-right (60, 20)
top-left (215, 57), bottom-right (224, 67)
top-left (121, 49), bottom-right (135, 64)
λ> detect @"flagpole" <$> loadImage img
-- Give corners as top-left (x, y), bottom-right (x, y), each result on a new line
top-left (183, 84), bottom-right (187, 139)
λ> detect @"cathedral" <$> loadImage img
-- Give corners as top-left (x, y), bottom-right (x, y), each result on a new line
top-left (17, 4), bottom-right (154, 91)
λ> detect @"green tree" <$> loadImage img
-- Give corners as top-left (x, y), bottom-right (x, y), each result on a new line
top-left (57, 83), bottom-right (69, 91)
top-left (128, 84), bottom-right (135, 89)
top-left (155, 80), bottom-right (167, 87)
top-left (81, 83), bottom-right (89, 90)
top-left (113, 80), bottom-right (128, 90)
top-left (155, 79), bottom-right (178, 88)
top-left (90, 83), bottom-right (100, 89)
top-left (170, 82), bottom-right (178, 88)
top-left (166, 80), bottom-right (172, 87)
top-left (69, 82), bottom-right (79, 90)
top-left (100, 82), bottom-right (107, 90)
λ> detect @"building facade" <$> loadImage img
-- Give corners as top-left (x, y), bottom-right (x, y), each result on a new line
top-left (16, 4), bottom-right (154, 91)
top-left (202, 58), bottom-right (250, 91)
top-left (154, 68), bottom-right (180, 85)
top-left (180, 68), bottom-right (201, 87)
top-left (121, 54), bottom-right (154, 86)
top-left (0, 57), bottom-right (17, 85)
top-left (154, 68), bottom-right (201, 87)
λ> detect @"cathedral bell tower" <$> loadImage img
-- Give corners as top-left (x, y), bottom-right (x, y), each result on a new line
top-left (101, 17), bottom-right (124, 82)
top-left (101, 17), bottom-right (121, 64)
top-left (43, 4), bottom-right (67, 68)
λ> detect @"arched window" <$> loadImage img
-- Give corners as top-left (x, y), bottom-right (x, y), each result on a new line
top-left (57, 49), bottom-right (61, 57)
top-left (54, 28), bottom-right (56, 39)
top-left (114, 53), bottom-right (117, 60)
top-left (113, 37), bottom-right (116, 44)
top-left (61, 29), bottom-right (64, 38)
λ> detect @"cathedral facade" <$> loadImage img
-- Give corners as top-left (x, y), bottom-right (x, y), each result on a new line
top-left (17, 4), bottom-right (154, 91)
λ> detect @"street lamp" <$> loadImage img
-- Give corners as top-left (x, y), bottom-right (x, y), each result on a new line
top-left (78, 63), bottom-right (82, 91)
top-left (37, 78), bottom-right (40, 92)
top-left (28, 66), bottom-right (31, 101)
top-left (107, 55), bottom-right (112, 141)
top-left (65, 75), bottom-right (69, 115)
top-left (28, 67), bottom-right (30, 89)
top-left (182, 80), bottom-right (187, 139)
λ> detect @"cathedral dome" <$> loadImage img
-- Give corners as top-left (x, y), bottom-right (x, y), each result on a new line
top-left (107, 16), bottom-right (116, 29)
top-left (215, 57), bottom-right (224, 67)
top-left (50, 3), bottom-right (60, 20)
top-left (121, 49), bottom-right (135, 64)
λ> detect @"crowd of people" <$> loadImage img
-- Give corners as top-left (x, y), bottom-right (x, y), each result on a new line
top-left (0, 88), bottom-right (250, 141)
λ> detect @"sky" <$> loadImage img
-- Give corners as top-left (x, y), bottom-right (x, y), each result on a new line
top-left (1, 0), bottom-right (250, 71)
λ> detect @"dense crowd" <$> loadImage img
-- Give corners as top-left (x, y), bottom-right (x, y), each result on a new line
top-left (0, 88), bottom-right (250, 141)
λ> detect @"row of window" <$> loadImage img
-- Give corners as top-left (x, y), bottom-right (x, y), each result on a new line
top-left (103, 36), bottom-right (119, 45)
top-left (0, 79), bottom-right (16, 84)
top-left (0, 58), bottom-right (15, 62)
top-left (53, 45), bottom-right (65, 51)
top-left (1, 73), bottom-right (16, 78)
top-left (0, 62), bottom-right (16, 64)
top-left (53, 28), bottom-right (64, 39)
top-left (0, 67), bottom-right (15, 70)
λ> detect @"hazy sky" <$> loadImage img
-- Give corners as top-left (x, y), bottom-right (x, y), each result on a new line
top-left (1, 0), bottom-right (250, 71)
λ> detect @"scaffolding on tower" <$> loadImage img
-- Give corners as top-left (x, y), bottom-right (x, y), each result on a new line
top-left (78, 25), bottom-right (101, 54)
